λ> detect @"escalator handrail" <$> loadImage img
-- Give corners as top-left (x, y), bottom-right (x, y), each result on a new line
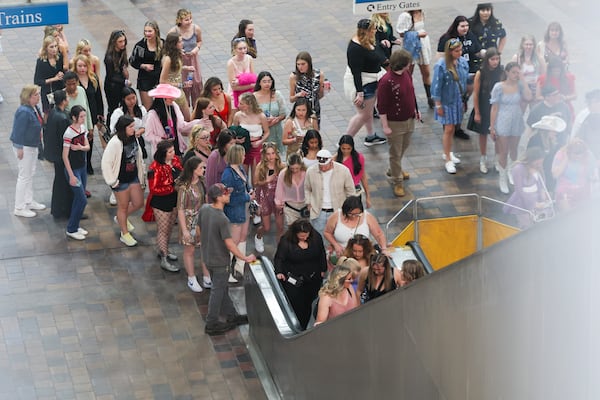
top-left (405, 240), bottom-right (434, 274)
top-left (256, 256), bottom-right (303, 334)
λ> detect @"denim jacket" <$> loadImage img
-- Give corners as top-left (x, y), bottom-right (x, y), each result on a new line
top-left (431, 58), bottom-right (469, 106)
top-left (222, 165), bottom-right (251, 224)
top-left (10, 105), bottom-right (42, 148)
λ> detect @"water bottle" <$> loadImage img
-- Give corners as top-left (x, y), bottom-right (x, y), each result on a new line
top-left (164, 126), bottom-right (172, 139)
top-left (187, 71), bottom-right (194, 82)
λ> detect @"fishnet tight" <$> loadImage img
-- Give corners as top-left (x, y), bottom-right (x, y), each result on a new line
top-left (153, 208), bottom-right (176, 256)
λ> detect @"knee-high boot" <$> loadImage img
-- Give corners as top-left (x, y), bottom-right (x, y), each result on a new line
top-left (498, 166), bottom-right (509, 194)
top-left (424, 84), bottom-right (434, 109)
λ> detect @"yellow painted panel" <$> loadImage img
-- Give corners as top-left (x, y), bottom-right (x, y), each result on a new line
top-left (481, 217), bottom-right (520, 248)
top-left (391, 220), bottom-right (415, 247)
top-left (417, 216), bottom-right (478, 270)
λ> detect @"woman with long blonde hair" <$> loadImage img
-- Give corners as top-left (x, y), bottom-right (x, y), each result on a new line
top-left (72, 39), bottom-right (101, 76)
top-left (431, 38), bottom-right (469, 174)
top-left (314, 264), bottom-right (359, 325)
top-left (34, 35), bottom-right (68, 113)
top-left (253, 142), bottom-right (285, 252)
top-left (72, 54), bottom-right (104, 175)
top-left (344, 19), bottom-right (387, 146)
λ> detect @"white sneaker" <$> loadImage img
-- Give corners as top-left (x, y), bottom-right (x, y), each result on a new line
top-left (27, 201), bottom-right (46, 211)
top-left (228, 274), bottom-right (239, 283)
top-left (202, 275), bottom-right (213, 289)
top-left (445, 161), bottom-right (456, 174)
top-left (14, 208), bottom-right (36, 218)
top-left (480, 156), bottom-right (488, 174)
top-left (109, 192), bottom-right (117, 206)
top-left (442, 152), bottom-right (461, 164)
top-left (66, 231), bottom-right (86, 240)
top-left (254, 235), bottom-right (264, 253)
top-left (77, 227), bottom-right (89, 236)
top-left (187, 276), bottom-right (203, 293)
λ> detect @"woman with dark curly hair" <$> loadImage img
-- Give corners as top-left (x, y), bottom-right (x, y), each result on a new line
top-left (343, 234), bottom-right (376, 268)
top-left (274, 218), bottom-right (327, 330)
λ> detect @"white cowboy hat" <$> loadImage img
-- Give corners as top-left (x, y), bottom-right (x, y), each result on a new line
top-left (532, 115), bottom-right (566, 132)
top-left (148, 83), bottom-right (181, 99)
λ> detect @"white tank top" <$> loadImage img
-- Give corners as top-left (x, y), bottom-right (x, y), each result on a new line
top-left (333, 210), bottom-right (370, 248)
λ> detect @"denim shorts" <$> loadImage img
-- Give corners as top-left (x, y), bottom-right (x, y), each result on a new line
top-left (112, 176), bottom-right (140, 192)
top-left (362, 81), bottom-right (378, 100)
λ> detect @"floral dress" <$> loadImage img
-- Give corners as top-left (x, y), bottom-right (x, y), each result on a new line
top-left (178, 180), bottom-right (206, 246)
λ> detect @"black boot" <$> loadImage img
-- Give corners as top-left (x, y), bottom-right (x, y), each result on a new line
top-left (424, 84), bottom-right (434, 109)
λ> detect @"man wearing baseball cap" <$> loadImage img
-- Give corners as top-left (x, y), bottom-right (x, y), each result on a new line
top-left (304, 149), bottom-right (355, 233)
top-left (199, 183), bottom-right (257, 336)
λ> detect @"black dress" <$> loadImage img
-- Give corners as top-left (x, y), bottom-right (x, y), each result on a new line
top-left (33, 55), bottom-right (66, 112)
top-left (44, 106), bottom-right (73, 218)
top-left (274, 231), bottom-right (327, 329)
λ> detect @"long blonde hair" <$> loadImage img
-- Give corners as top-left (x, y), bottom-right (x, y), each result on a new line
top-left (444, 38), bottom-right (462, 81)
top-left (39, 36), bottom-right (57, 61)
top-left (319, 265), bottom-right (352, 297)
top-left (71, 54), bottom-right (98, 89)
top-left (370, 13), bottom-right (390, 32)
top-left (256, 143), bottom-right (284, 183)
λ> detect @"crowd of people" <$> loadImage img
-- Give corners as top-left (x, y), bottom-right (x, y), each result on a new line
top-left (7, 4), bottom-right (599, 335)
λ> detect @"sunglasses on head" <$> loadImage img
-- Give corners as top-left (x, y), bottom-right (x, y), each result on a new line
top-left (357, 19), bottom-right (371, 29)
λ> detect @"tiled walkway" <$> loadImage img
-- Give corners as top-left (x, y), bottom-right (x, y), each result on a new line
top-left (0, 0), bottom-right (593, 398)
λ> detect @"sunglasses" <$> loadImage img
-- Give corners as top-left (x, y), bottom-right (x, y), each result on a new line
top-left (233, 37), bottom-right (246, 43)
top-left (347, 212), bottom-right (363, 218)
top-left (357, 19), bottom-right (371, 29)
top-left (448, 38), bottom-right (462, 48)
top-left (317, 157), bottom-right (331, 164)
top-left (262, 141), bottom-right (278, 149)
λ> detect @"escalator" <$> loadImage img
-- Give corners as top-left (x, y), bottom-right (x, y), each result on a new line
top-left (245, 202), bottom-right (600, 399)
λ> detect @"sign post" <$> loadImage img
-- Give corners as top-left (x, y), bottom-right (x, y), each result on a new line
top-left (353, 0), bottom-right (422, 14)
top-left (0, 2), bottom-right (68, 29)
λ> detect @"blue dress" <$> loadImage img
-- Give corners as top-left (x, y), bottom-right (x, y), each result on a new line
top-left (490, 82), bottom-right (525, 137)
top-left (432, 58), bottom-right (469, 125)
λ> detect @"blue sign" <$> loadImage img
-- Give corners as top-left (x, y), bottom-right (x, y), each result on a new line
top-left (0, 2), bottom-right (69, 29)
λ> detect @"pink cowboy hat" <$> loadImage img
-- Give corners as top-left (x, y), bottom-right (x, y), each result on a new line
top-left (148, 84), bottom-right (181, 99)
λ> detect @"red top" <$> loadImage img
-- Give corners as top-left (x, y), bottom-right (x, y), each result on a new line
top-left (213, 92), bottom-right (230, 126)
top-left (148, 156), bottom-right (183, 196)
top-left (376, 69), bottom-right (417, 122)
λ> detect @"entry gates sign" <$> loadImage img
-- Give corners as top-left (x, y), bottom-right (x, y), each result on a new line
top-left (353, 0), bottom-right (422, 14)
